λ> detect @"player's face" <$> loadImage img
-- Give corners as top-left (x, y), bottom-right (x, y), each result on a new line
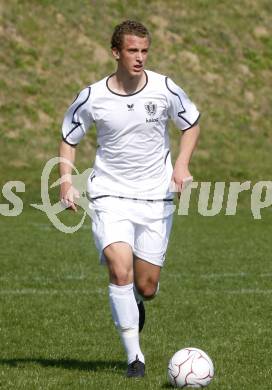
top-left (114, 34), bottom-right (150, 77)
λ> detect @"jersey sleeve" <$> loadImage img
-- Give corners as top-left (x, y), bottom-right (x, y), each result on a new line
top-left (61, 86), bottom-right (94, 146)
top-left (165, 77), bottom-right (200, 131)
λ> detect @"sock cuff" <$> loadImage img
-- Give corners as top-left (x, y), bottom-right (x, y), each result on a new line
top-left (109, 283), bottom-right (134, 295)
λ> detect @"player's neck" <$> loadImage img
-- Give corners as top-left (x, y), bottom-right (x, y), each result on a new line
top-left (109, 70), bottom-right (146, 95)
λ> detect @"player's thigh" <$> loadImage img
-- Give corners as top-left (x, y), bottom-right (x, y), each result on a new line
top-left (91, 200), bottom-right (134, 259)
top-left (104, 241), bottom-right (134, 278)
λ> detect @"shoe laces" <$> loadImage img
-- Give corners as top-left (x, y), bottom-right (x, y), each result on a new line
top-left (130, 355), bottom-right (140, 370)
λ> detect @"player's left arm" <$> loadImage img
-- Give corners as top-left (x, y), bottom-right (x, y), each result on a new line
top-left (171, 124), bottom-right (200, 193)
top-left (165, 76), bottom-right (200, 193)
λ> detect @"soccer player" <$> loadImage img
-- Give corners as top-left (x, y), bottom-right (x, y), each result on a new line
top-left (59, 20), bottom-right (200, 378)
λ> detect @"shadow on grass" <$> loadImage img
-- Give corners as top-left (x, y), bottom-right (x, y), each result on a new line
top-left (161, 383), bottom-right (173, 388)
top-left (0, 358), bottom-right (126, 372)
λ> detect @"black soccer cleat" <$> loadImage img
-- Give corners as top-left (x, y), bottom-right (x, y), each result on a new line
top-left (137, 300), bottom-right (145, 333)
top-left (126, 355), bottom-right (145, 378)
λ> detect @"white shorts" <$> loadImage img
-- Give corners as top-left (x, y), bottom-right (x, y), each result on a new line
top-left (89, 196), bottom-right (174, 267)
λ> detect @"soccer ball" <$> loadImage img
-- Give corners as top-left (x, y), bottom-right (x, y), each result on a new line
top-left (168, 347), bottom-right (214, 388)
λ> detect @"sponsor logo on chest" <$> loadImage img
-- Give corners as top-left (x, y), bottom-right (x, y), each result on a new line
top-left (125, 101), bottom-right (159, 123)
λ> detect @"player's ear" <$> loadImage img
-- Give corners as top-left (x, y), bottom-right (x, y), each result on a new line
top-left (112, 47), bottom-right (120, 61)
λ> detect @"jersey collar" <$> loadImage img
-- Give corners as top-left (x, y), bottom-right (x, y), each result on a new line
top-left (106, 71), bottom-right (148, 97)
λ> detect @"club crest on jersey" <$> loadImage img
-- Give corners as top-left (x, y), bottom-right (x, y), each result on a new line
top-left (127, 104), bottom-right (134, 111)
top-left (144, 101), bottom-right (157, 116)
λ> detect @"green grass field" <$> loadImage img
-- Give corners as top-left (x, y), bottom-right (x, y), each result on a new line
top-left (1, 205), bottom-right (272, 389)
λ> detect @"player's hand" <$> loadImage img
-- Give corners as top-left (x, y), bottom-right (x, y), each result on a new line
top-left (170, 163), bottom-right (193, 198)
top-left (60, 182), bottom-right (80, 212)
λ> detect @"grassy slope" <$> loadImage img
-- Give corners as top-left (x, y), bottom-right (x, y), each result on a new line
top-left (1, 0), bottom-right (272, 200)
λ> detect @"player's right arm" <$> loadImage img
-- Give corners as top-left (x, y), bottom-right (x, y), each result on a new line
top-left (59, 141), bottom-right (79, 211)
top-left (59, 86), bottom-right (93, 211)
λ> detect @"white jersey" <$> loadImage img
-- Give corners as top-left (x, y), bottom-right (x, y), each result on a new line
top-left (62, 70), bottom-right (200, 200)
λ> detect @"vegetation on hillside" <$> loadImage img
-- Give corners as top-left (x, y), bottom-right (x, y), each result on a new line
top-left (1, 0), bottom-right (271, 200)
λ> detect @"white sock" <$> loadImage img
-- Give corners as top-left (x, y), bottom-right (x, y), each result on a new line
top-left (109, 283), bottom-right (145, 364)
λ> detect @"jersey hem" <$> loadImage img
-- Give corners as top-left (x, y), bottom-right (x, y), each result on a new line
top-left (87, 194), bottom-right (174, 202)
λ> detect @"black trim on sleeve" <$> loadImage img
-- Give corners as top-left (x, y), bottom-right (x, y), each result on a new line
top-left (165, 77), bottom-right (193, 127)
top-left (90, 173), bottom-right (96, 182)
top-left (63, 86), bottom-right (91, 142)
top-left (164, 150), bottom-right (170, 164)
top-left (61, 135), bottom-right (78, 147)
top-left (182, 113), bottom-right (201, 131)
top-left (70, 92), bottom-right (80, 105)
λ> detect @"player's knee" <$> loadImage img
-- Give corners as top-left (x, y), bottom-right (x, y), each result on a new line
top-left (110, 269), bottom-right (132, 286)
top-left (137, 283), bottom-right (157, 300)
